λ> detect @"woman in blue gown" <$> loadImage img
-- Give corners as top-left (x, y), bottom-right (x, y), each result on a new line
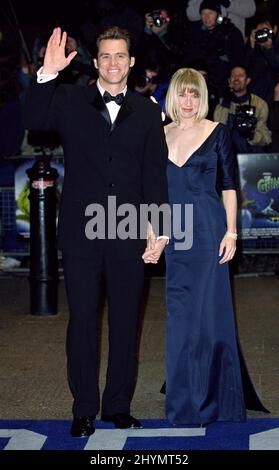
top-left (160, 68), bottom-right (266, 425)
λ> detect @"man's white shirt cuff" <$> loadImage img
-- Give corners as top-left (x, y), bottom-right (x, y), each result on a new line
top-left (156, 236), bottom-right (169, 244)
top-left (37, 67), bottom-right (58, 83)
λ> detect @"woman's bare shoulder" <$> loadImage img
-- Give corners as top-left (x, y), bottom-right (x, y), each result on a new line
top-left (203, 118), bottom-right (220, 132)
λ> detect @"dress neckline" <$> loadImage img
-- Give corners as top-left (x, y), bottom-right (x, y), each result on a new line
top-left (168, 122), bottom-right (221, 169)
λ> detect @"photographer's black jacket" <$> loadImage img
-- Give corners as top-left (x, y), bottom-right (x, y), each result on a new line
top-left (245, 40), bottom-right (279, 105)
top-left (184, 20), bottom-right (245, 99)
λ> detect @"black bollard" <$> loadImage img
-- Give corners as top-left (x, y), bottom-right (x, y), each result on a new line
top-left (27, 155), bottom-right (59, 315)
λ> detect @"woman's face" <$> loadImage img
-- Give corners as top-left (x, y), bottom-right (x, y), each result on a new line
top-left (177, 89), bottom-right (201, 120)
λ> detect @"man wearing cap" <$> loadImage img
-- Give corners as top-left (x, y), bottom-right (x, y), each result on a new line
top-left (184, 0), bottom-right (245, 117)
top-left (186, 0), bottom-right (256, 38)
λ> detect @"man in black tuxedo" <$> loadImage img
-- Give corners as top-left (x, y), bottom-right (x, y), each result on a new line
top-left (24, 26), bottom-right (169, 437)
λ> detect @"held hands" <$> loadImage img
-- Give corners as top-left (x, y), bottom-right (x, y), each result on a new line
top-left (142, 239), bottom-right (168, 264)
top-left (218, 232), bottom-right (237, 264)
top-left (142, 222), bottom-right (168, 264)
top-left (42, 27), bottom-right (78, 75)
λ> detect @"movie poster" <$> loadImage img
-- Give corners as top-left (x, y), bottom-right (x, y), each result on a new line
top-left (15, 158), bottom-right (64, 238)
top-left (237, 153), bottom-right (279, 251)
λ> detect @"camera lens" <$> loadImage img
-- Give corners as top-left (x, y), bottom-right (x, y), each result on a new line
top-left (235, 105), bottom-right (257, 138)
top-left (135, 75), bottom-right (150, 88)
top-left (255, 28), bottom-right (273, 44)
top-left (151, 10), bottom-right (167, 28)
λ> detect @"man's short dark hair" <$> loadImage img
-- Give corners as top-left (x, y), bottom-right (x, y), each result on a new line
top-left (96, 26), bottom-right (133, 57)
top-left (230, 65), bottom-right (250, 78)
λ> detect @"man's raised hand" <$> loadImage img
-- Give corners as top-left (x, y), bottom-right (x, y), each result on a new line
top-left (42, 27), bottom-right (77, 75)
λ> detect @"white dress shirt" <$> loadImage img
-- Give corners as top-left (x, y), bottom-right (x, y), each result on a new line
top-left (96, 80), bottom-right (127, 124)
top-left (36, 68), bottom-right (126, 124)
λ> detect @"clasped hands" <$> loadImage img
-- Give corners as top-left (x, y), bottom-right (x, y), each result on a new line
top-left (142, 223), bottom-right (168, 264)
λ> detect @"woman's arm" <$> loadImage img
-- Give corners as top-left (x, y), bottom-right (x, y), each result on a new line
top-left (223, 189), bottom-right (237, 233)
top-left (219, 189), bottom-right (237, 264)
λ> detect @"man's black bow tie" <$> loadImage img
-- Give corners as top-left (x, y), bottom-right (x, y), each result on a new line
top-left (103, 90), bottom-right (124, 105)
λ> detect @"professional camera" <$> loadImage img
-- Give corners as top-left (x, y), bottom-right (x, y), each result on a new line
top-left (150, 10), bottom-right (170, 28)
top-left (255, 28), bottom-right (273, 44)
top-left (234, 104), bottom-right (257, 139)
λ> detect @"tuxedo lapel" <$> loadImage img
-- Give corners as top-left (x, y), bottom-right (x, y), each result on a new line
top-left (87, 85), bottom-right (135, 132)
top-left (110, 90), bottom-right (135, 133)
top-left (89, 85), bottom-right (112, 128)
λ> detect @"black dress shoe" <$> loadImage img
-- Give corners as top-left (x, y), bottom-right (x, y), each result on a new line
top-left (101, 413), bottom-right (142, 429)
top-left (70, 416), bottom-right (95, 437)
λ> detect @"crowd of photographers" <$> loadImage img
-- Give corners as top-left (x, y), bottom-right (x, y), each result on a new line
top-left (0, 0), bottom-right (279, 160)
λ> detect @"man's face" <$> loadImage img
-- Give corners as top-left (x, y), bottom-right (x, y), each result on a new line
top-left (94, 39), bottom-right (135, 88)
top-left (200, 9), bottom-right (218, 30)
top-left (229, 67), bottom-right (250, 94)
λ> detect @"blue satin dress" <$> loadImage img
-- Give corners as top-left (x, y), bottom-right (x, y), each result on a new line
top-left (165, 123), bottom-right (264, 425)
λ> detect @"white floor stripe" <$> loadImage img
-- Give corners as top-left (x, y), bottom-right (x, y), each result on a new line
top-left (250, 428), bottom-right (279, 450)
top-left (1, 424), bottom-right (278, 450)
top-left (85, 427), bottom-right (206, 450)
top-left (0, 429), bottom-right (47, 450)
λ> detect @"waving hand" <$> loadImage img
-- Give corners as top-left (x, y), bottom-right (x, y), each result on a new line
top-left (42, 27), bottom-right (77, 75)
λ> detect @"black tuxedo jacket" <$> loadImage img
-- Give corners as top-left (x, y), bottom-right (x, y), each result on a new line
top-left (24, 81), bottom-right (169, 259)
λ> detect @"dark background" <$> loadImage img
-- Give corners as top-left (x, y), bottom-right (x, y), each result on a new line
top-left (0, 0), bottom-right (278, 61)
top-left (1, 0), bottom-right (278, 27)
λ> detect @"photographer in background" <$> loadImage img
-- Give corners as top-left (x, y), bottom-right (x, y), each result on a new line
top-left (129, 55), bottom-right (170, 115)
top-left (142, 4), bottom-right (192, 71)
top-left (183, 0), bottom-right (245, 118)
top-left (245, 18), bottom-right (279, 106)
top-left (214, 65), bottom-right (271, 153)
top-left (144, 8), bottom-right (171, 35)
top-left (143, 6), bottom-right (174, 66)
top-left (186, 0), bottom-right (256, 39)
